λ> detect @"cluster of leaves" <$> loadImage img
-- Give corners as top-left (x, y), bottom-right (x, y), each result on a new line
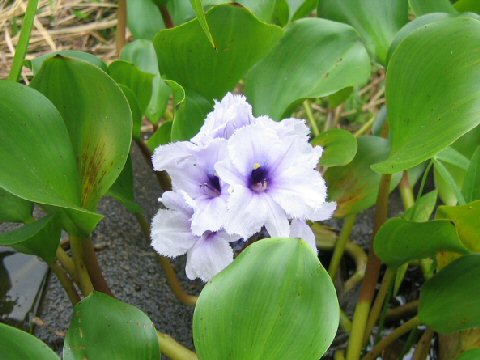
top-left (1, 0), bottom-right (480, 359)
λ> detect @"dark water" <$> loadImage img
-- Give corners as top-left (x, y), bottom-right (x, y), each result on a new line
top-left (0, 246), bottom-right (48, 330)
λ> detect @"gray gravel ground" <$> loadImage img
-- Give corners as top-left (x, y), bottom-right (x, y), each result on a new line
top-left (34, 144), bottom-right (203, 356)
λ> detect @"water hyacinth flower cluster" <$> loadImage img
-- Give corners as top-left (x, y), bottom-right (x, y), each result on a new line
top-left (151, 93), bottom-right (336, 281)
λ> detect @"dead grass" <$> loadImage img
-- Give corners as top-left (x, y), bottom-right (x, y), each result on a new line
top-left (0, 0), bottom-right (119, 80)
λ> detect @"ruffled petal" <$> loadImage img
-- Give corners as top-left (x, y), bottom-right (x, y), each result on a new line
top-left (289, 219), bottom-right (317, 253)
top-left (185, 232), bottom-right (235, 282)
top-left (152, 141), bottom-right (195, 172)
top-left (263, 194), bottom-right (290, 238)
top-left (224, 186), bottom-right (268, 239)
top-left (192, 93), bottom-right (254, 144)
top-left (270, 166), bottom-right (327, 219)
top-left (191, 195), bottom-right (229, 235)
top-left (307, 201), bottom-right (337, 221)
top-left (150, 208), bottom-right (197, 258)
top-left (159, 191), bottom-right (194, 217)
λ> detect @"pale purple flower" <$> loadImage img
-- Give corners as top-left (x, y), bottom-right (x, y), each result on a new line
top-left (153, 138), bottom-right (229, 235)
top-left (216, 120), bottom-right (333, 239)
top-left (192, 93), bottom-right (255, 145)
top-left (289, 219), bottom-right (317, 252)
top-left (150, 191), bottom-right (240, 282)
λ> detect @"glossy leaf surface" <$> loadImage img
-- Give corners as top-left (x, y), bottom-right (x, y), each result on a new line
top-left (245, 18), bottom-right (370, 119)
top-left (0, 188), bottom-right (33, 223)
top-left (419, 255), bottom-right (480, 333)
top-left (0, 322), bottom-right (59, 360)
top-left (462, 147), bottom-right (480, 203)
top-left (193, 238), bottom-right (339, 360)
top-left (373, 16), bottom-right (480, 174)
top-left (317, 0), bottom-right (408, 64)
top-left (312, 128), bottom-right (357, 167)
top-left (437, 201), bottom-right (480, 252)
top-left (0, 215), bottom-right (61, 264)
top-left (325, 136), bottom-right (401, 216)
top-left (64, 292), bottom-right (160, 360)
top-left (30, 50), bottom-right (107, 74)
top-left (154, 4), bottom-right (283, 101)
top-left (374, 218), bottom-right (469, 268)
top-left (409, 0), bottom-right (457, 16)
top-left (31, 56), bottom-right (132, 210)
top-left (108, 155), bottom-right (142, 213)
top-left (126, 0), bottom-right (165, 40)
top-left (146, 121), bottom-right (173, 152)
top-left (0, 81), bottom-right (101, 234)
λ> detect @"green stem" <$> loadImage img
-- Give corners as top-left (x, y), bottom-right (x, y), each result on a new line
top-left (416, 160), bottom-right (433, 200)
top-left (69, 234), bottom-right (94, 296)
top-left (386, 300), bottom-right (419, 320)
top-left (340, 310), bottom-right (353, 332)
top-left (50, 262), bottom-right (80, 305)
top-left (56, 246), bottom-right (77, 282)
top-left (354, 115), bottom-right (375, 138)
top-left (413, 329), bottom-right (434, 360)
top-left (399, 327), bottom-right (421, 359)
top-left (158, 4), bottom-right (174, 28)
top-left (135, 212), bottom-right (197, 306)
top-left (362, 317), bottom-right (421, 360)
top-left (346, 174), bottom-right (391, 360)
top-left (343, 242), bottom-right (367, 293)
top-left (8, 0), bottom-right (39, 81)
top-left (399, 171), bottom-right (414, 209)
top-left (363, 267), bottom-right (395, 346)
top-left (329, 214), bottom-right (356, 280)
top-left (157, 331), bottom-right (198, 360)
top-left (335, 350), bottom-right (346, 360)
top-left (303, 100), bottom-right (320, 137)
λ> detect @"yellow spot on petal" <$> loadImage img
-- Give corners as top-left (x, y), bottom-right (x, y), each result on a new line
top-left (253, 163), bottom-right (261, 170)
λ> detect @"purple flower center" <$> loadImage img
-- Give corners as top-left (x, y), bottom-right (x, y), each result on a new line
top-left (201, 174), bottom-right (221, 198)
top-left (249, 164), bottom-right (269, 193)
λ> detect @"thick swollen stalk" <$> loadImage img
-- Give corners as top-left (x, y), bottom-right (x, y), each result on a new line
top-left (303, 100), bottom-right (320, 137)
top-left (8, 0), bottom-right (39, 81)
top-left (346, 174), bottom-right (391, 360)
top-left (50, 262), bottom-right (80, 305)
top-left (69, 234), bottom-right (94, 296)
top-left (81, 236), bottom-right (113, 296)
top-left (56, 246), bottom-right (77, 281)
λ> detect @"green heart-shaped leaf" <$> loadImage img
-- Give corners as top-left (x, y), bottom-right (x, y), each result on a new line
top-left (64, 292), bottom-right (160, 360)
top-left (146, 121), bottom-right (173, 152)
top-left (31, 56), bottom-right (132, 211)
top-left (193, 238), bottom-right (339, 360)
top-left (30, 50), bottom-right (107, 74)
top-left (374, 218), bottom-right (469, 268)
top-left (0, 188), bottom-right (33, 223)
top-left (312, 128), bottom-right (357, 167)
top-left (245, 18), bottom-right (370, 119)
top-left (419, 255), bottom-right (480, 333)
top-left (462, 147), bottom-right (480, 203)
top-left (126, 0), bottom-right (165, 40)
top-left (108, 60), bottom-right (154, 114)
top-left (108, 155), bottom-right (142, 213)
top-left (0, 215), bottom-right (61, 264)
top-left (154, 4), bottom-right (283, 101)
top-left (0, 322), bottom-right (59, 360)
top-left (120, 40), bottom-right (172, 123)
top-left (373, 16), bottom-right (480, 174)
top-left (409, 0), bottom-right (457, 16)
top-left (317, 0), bottom-right (408, 64)
top-left (171, 91), bottom-right (213, 141)
top-left (0, 81), bottom-right (101, 234)
top-left (325, 136), bottom-right (401, 217)
top-left (403, 190), bottom-right (437, 222)
top-left (437, 200), bottom-right (480, 252)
